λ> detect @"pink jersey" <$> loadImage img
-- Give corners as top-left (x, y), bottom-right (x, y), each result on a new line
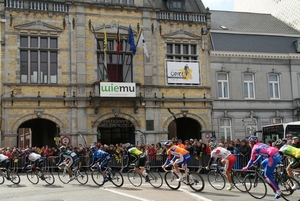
top-left (210, 147), bottom-right (232, 159)
top-left (250, 142), bottom-right (278, 160)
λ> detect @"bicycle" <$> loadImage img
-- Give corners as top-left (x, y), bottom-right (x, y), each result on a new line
top-left (207, 163), bottom-right (246, 192)
top-left (0, 167), bottom-right (20, 185)
top-left (25, 164), bottom-right (55, 185)
top-left (57, 161), bottom-right (88, 185)
top-left (91, 161), bottom-right (124, 187)
top-left (243, 163), bottom-right (300, 200)
top-left (163, 163), bottom-right (205, 192)
top-left (127, 161), bottom-right (163, 188)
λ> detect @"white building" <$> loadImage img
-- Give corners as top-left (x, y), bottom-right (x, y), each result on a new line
top-left (233, 0), bottom-right (300, 32)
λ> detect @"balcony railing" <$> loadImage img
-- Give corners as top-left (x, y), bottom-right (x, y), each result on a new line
top-left (157, 12), bottom-right (207, 22)
top-left (5, 0), bottom-right (69, 12)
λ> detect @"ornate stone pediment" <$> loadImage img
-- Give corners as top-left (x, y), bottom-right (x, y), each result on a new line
top-left (93, 24), bottom-right (138, 35)
top-left (162, 29), bottom-right (201, 39)
top-left (14, 20), bottom-right (63, 32)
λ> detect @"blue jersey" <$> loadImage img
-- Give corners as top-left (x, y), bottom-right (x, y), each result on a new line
top-left (89, 150), bottom-right (110, 167)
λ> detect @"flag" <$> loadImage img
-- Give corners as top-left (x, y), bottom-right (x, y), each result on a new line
top-left (128, 25), bottom-right (136, 55)
top-left (103, 25), bottom-right (109, 81)
top-left (116, 25), bottom-right (121, 54)
top-left (137, 31), bottom-right (149, 58)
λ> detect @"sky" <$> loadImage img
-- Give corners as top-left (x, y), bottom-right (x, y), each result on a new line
top-left (201, 0), bottom-right (233, 11)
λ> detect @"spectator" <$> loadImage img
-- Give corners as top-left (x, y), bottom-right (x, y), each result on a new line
top-left (155, 143), bottom-right (164, 163)
top-left (177, 139), bottom-right (185, 149)
top-left (240, 139), bottom-right (251, 168)
top-left (292, 137), bottom-right (300, 148)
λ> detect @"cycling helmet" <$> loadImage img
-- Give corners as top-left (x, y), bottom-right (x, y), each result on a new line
top-left (209, 136), bottom-right (216, 142)
top-left (274, 140), bottom-right (283, 147)
top-left (164, 140), bottom-right (173, 147)
top-left (90, 145), bottom-right (96, 152)
top-left (60, 146), bottom-right (66, 152)
top-left (248, 135), bottom-right (258, 143)
top-left (208, 141), bottom-right (217, 148)
top-left (124, 143), bottom-right (131, 148)
top-left (25, 148), bottom-right (31, 155)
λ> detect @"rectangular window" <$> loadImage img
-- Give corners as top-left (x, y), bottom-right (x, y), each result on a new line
top-left (166, 43), bottom-right (198, 61)
top-left (269, 74), bottom-right (280, 99)
top-left (244, 74), bottom-right (255, 99)
top-left (217, 73), bottom-right (229, 99)
top-left (220, 118), bottom-right (231, 141)
top-left (97, 38), bottom-right (133, 82)
top-left (20, 36), bottom-right (58, 84)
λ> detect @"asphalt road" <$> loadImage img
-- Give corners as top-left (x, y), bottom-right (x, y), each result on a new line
top-left (0, 172), bottom-right (299, 201)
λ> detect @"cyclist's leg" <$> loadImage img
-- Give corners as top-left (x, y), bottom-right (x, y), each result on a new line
top-left (67, 158), bottom-right (74, 177)
top-left (100, 157), bottom-right (111, 177)
top-left (133, 156), bottom-right (143, 175)
top-left (264, 154), bottom-right (282, 197)
top-left (289, 159), bottom-right (300, 189)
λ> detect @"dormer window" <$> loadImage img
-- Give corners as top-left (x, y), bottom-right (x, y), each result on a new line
top-left (166, 0), bottom-right (185, 11)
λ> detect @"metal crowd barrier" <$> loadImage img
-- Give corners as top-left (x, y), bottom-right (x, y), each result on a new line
top-left (7, 153), bottom-right (290, 172)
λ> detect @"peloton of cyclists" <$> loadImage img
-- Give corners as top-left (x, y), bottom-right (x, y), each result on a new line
top-left (161, 140), bottom-right (191, 182)
top-left (56, 145), bottom-right (79, 181)
top-left (242, 136), bottom-right (282, 199)
top-left (89, 145), bottom-right (111, 184)
top-left (206, 138), bottom-right (237, 190)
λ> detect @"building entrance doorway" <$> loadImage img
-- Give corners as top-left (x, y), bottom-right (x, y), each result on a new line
top-left (18, 119), bottom-right (59, 148)
top-left (97, 117), bottom-right (135, 145)
top-left (168, 117), bottom-right (201, 141)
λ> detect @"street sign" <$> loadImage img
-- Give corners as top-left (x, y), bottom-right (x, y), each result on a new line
top-left (60, 136), bottom-right (71, 146)
top-left (54, 137), bottom-right (61, 141)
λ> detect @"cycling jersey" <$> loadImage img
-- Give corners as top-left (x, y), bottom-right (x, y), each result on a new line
top-left (128, 147), bottom-right (143, 157)
top-left (28, 152), bottom-right (41, 162)
top-left (56, 150), bottom-right (79, 167)
top-left (279, 145), bottom-right (300, 159)
top-left (164, 145), bottom-right (190, 166)
top-left (0, 154), bottom-right (8, 162)
top-left (126, 147), bottom-right (147, 168)
top-left (207, 147), bottom-right (236, 173)
top-left (89, 150), bottom-right (111, 171)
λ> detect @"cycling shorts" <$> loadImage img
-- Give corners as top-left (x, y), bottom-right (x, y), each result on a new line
top-left (224, 154), bottom-right (236, 173)
top-left (289, 158), bottom-right (300, 169)
top-left (135, 153), bottom-right (147, 168)
top-left (176, 154), bottom-right (191, 167)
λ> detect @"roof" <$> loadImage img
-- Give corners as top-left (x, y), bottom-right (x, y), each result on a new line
top-left (210, 10), bottom-right (300, 53)
top-left (211, 33), bottom-right (299, 53)
top-left (210, 10), bottom-right (300, 35)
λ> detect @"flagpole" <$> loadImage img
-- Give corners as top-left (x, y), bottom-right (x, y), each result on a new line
top-left (122, 24), bottom-right (130, 81)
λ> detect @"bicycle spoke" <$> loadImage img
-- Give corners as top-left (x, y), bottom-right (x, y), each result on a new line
top-left (244, 174), bottom-right (267, 199)
top-left (207, 171), bottom-right (226, 190)
top-left (148, 170), bottom-right (163, 188)
top-left (164, 171), bottom-right (180, 190)
top-left (127, 169), bottom-right (142, 187)
top-left (187, 171), bottom-right (205, 192)
top-left (110, 171), bottom-right (124, 187)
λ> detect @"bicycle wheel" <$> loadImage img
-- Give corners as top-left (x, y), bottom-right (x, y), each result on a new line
top-left (110, 170), bottom-right (124, 187)
top-left (207, 170), bottom-right (226, 190)
top-left (243, 173), bottom-right (267, 199)
top-left (91, 170), bottom-right (105, 186)
top-left (43, 171), bottom-right (55, 185)
top-left (187, 171), bottom-right (205, 192)
top-left (27, 171), bottom-right (39, 184)
top-left (232, 171), bottom-right (246, 192)
top-left (10, 171), bottom-right (21, 185)
top-left (277, 174), bottom-right (298, 197)
top-left (76, 168), bottom-right (88, 185)
top-left (127, 169), bottom-right (142, 187)
top-left (148, 170), bottom-right (163, 188)
top-left (58, 168), bottom-right (70, 184)
top-left (0, 173), bottom-right (5, 185)
top-left (164, 171), bottom-right (180, 190)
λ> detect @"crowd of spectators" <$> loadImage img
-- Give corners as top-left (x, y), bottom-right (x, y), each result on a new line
top-left (1, 135), bottom-right (299, 170)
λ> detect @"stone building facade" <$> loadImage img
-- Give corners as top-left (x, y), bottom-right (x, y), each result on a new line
top-left (0, 0), bottom-right (212, 147)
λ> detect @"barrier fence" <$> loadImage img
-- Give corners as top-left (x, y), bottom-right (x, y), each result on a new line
top-left (7, 153), bottom-right (289, 172)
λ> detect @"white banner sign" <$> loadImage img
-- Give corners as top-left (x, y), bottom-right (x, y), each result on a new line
top-left (166, 61), bottom-right (200, 84)
top-left (100, 82), bottom-right (136, 97)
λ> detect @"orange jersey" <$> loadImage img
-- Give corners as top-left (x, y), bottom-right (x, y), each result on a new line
top-left (167, 145), bottom-right (189, 160)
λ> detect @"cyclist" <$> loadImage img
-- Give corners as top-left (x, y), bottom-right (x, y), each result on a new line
top-left (242, 136), bottom-right (282, 199)
top-left (56, 146), bottom-right (79, 181)
top-left (23, 148), bottom-right (45, 180)
top-left (0, 149), bottom-right (11, 180)
top-left (89, 145), bottom-right (111, 184)
top-left (124, 143), bottom-right (149, 182)
top-left (161, 140), bottom-right (191, 182)
top-left (206, 141), bottom-right (237, 190)
top-left (275, 139), bottom-right (300, 190)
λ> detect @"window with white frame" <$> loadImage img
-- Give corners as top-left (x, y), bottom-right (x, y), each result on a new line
top-left (217, 73), bottom-right (229, 99)
top-left (166, 43), bottom-right (197, 61)
top-left (271, 117), bottom-right (282, 124)
top-left (220, 118), bottom-right (232, 141)
top-left (243, 73), bottom-right (255, 99)
top-left (269, 74), bottom-right (280, 99)
top-left (20, 36), bottom-right (58, 84)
